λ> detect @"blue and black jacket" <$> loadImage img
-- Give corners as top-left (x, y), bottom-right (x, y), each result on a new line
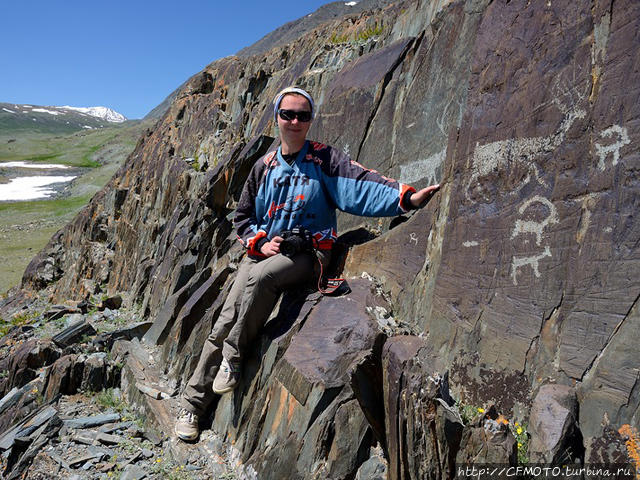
top-left (235, 140), bottom-right (416, 257)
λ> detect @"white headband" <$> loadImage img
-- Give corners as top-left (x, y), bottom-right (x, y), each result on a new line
top-left (273, 87), bottom-right (315, 122)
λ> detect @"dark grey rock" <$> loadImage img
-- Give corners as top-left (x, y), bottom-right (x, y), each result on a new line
top-left (355, 445), bottom-right (388, 480)
top-left (63, 413), bottom-right (121, 429)
top-left (52, 319), bottom-right (96, 348)
top-left (121, 464), bottom-right (148, 480)
top-left (528, 384), bottom-right (580, 463)
top-left (100, 295), bottom-right (123, 310)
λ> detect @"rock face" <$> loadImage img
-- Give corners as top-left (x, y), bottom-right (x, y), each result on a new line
top-left (3, 0), bottom-right (639, 477)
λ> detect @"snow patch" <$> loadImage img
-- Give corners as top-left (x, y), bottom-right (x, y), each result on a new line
top-left (82, 125), bottom-right (94, 129)
top-left (1, 161), bottom-right (70, 170)
top-left (2, 108), bottom-right (16, 114)
top-left (0, 176), bottom-right (77, 201)
top-left (32, 108), bottom-right (64, 116)
top-left (61, 106), bottom-right (126, 123)
top-left (345, 1), bottom-right (358, 5)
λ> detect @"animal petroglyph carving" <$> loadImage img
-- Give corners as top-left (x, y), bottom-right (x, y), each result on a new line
top-left (468, 79), bottom-right (587, 201)
top-left (511, 246), bottom-right (552, 285)
top-left (399, 148), bottom-right (446, 185)
top-left (510, 196), bottom-right (559, 285)
top-left (511, 196), bottom-right (559, 246)
top-left (595, 125), bottom-right (630, 170)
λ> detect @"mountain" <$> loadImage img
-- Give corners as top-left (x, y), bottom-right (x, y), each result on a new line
top-left (144, 0), bottom-right (394, 122)
top-left (1, 0), bottom-right (639, 478)
top-left (0, 103), bottom-right (127, 135)
top-left (235, 0), bottom-right (395, 58)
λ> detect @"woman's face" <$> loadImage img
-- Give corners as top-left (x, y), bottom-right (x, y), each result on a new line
top-left (277, 94), bottom-right (312, 148)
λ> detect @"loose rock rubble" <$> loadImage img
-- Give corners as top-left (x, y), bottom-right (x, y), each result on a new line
top-left (0, 300), bottom-right (240, 479)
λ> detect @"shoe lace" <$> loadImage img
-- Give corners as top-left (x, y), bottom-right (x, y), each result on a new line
top-left (178, 409), bottom-right (196, 424)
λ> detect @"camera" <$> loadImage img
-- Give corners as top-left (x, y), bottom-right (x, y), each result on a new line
top-left (279, 227), bottom-right (314, 257)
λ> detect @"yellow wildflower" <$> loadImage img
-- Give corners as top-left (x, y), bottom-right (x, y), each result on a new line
top-left (477, 408), bottom-right (485, 413)
top-left (517, 427), bottom-right (523, 435)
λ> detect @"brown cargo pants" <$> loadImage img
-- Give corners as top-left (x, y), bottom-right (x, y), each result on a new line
top-left (181, 250), bottom-right (325, 416)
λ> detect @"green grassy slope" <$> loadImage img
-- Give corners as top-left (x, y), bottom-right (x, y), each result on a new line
top-left (0, 120), bottom-right (152, 295)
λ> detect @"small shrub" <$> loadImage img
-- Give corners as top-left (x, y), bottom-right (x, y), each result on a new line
top-left (355, 22), bottom-right (384, 43)
top-left (0, 310), bottom-right (40, 337)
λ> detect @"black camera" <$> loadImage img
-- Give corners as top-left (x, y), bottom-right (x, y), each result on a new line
top-left (279, 227), bottom-right (314, 257)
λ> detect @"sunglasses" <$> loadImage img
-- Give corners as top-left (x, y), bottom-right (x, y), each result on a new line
top-left (278, 109), bottom-right (312, 122)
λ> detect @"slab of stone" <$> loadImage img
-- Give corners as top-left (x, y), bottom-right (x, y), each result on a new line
top-left (456, 409), bottom-right (517, 465)
top-left (278, 278), bottom-right (385, 404)
top-left (69, 452), bottom-right (103, 468)
top-left (100, 295), bottom-right (123, 310)
top-left (63, 413), bottom-right (121, 430)
top-left (96, 432), bottom-right (123, 446)
top-left (121, 464), bottom-right (148, 480)
top-left (0, 405), bottom-right (58, 450)
top-left (44, 305), bottom-right (80, 321)
top-left (528, 384), bottom-right (578, 463)
top-left (71, 430), bottom-right (98, 445)
top-left (0, 388), bottom-right (21, 416)
top-left (52, 320), bottom-right (96, 348)
top-left (93, 322), bottom-right (153, 350)
top-left (98, 420), bottom-right (133, 433)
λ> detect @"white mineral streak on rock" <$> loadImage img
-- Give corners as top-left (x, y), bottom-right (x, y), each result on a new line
top-left (399, 147), bottom-right (446, 184)
top-left (595, 125), bottom-right (630, 170)
top-left (0, 176), bottom-right (77, 201)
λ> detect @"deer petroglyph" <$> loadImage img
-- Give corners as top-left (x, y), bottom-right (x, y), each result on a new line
top-left (468, 80), bottom-right (587, 201)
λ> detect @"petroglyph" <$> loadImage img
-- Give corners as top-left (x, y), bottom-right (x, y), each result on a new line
top-left (399, 147), bottom-right (446, 184)
top-left (468, 79), bottom-right (587, 200)
top-left (511, 196), bottom-right (559, 246)
top-left (595, 125), bottom-right (630, 170)
top-left (510, 196), bottom-right (559, 285)
top-left (512, 246), bottom-right (552, 285)
top-left (409, 233), bottom-right (418, 245)
top-left (463, 241), bottom-right (479, 247)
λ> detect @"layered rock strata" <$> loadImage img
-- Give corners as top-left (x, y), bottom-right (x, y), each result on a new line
top-left (1, 0), bottom-right (638, 477)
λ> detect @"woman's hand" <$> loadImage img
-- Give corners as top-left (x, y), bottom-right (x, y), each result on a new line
top-left (409, 184), bottom-right (440, 208)
top-left (260, 236), bottom-right (284, 257)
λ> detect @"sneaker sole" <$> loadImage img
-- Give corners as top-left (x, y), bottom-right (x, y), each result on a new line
top-left (174, 425), bottom-right (199, 441)
top-left (212, 384), bottom-right (237, 395)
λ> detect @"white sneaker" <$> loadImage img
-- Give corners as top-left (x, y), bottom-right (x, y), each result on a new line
top-left (174, 408), bottom-right (199, 441)
top-left (212, 358), bottom-right (240, 395)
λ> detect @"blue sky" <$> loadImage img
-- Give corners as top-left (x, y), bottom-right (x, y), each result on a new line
top-left (0, 1), bottom-right (332, 119)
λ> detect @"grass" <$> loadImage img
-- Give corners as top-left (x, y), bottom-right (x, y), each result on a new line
top-left (0, 120), bottom-right (152, 294)
top-left (329, 21), bottom-right (384, 45)
top-left (0, 309), bottom-right (40, 336)
top-left (150, 458), bottom-right (196, 480)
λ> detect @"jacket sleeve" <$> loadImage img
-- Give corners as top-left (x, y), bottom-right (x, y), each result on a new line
top-left (234, 159), bottom-right (268, 256)
top-left (321, 148), bottom-right (415, 216)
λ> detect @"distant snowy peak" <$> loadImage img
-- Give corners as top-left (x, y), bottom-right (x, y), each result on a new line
top-left (60, 106), bottom-right (127, 123)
